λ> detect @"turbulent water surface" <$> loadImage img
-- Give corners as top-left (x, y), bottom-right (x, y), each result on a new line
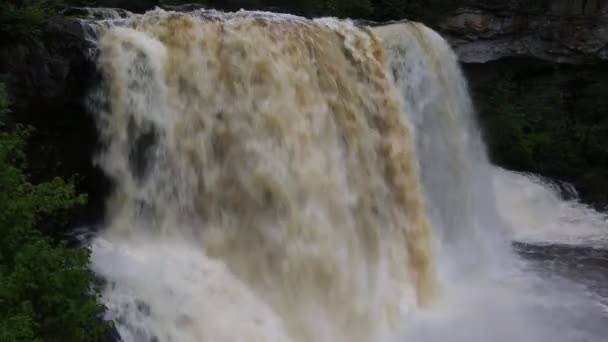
top-left (86, 8), bottom-right (608, 342)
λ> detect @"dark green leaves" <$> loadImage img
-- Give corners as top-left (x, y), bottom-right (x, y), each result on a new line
top-left (480, 69), bottom-right (608, 206)
top-left (0, 83), bottom-right (106, 341)
top-left (0, 0), bottom-right (65, 42)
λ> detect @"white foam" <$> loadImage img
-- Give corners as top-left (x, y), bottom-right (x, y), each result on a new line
top-left (91, 237), bottom-right (294, 342)
top-left (494, 167), bottom-right (608, 246)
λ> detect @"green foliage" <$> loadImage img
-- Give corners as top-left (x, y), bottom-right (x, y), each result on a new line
top-left (0, 0), bottom-right (65, 41)
top-left (0, 83), bottom-right (106, 341)
top-left (482, 73), bottom-right (533, 168)
top-left (481, 70), bottom-right (608, 206)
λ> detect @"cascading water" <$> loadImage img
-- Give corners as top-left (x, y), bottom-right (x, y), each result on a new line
top-left (374, 22), bottom-right (511, 272)
top-left (495, 168), bottom-right (608, 247)
top-left (87, 8), bottom-right (608, 342)
top-left (90, 9), bottom-right (437, 342)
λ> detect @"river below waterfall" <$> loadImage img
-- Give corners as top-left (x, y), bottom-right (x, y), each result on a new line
top-left (83, 8), bottom-right (608, 342)
top-left (393, 168), bottom-right (608, 342)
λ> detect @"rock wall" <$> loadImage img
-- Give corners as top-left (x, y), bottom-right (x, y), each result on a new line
top-left (441, 0), bottom-right (608, 64)
top-left (434, 1), bottom-right (608, 208)
top-left (0, 18), bottom-right (110, 230)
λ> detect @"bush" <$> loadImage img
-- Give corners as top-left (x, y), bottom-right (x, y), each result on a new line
top-left (0, 0), bottom-right (65, 42)
top-left (0, 83), bottom-right (107, 341)
top-left (480, 69), bottom-right (608, 207)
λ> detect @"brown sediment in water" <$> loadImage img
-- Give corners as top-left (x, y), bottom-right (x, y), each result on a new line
top-left (95, 10), bottom-right (440, 341)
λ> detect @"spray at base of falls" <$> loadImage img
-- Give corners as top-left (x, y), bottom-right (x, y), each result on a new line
top-left (88, 8), bottom-right (608, 342)
top-left (494, 168), bottom-right (608, 247)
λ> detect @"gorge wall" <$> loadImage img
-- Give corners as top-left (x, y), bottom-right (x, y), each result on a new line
top-left (442, 0), bottom-right (608, 64)
top-left (441, 0), bottom-right (608, 208)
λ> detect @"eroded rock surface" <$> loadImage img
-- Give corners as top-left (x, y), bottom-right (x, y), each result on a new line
top-left (441, 0), bottom-right (608, 64)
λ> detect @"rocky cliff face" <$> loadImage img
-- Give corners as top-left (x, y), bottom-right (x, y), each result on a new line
top-left (444, 1), bottom-right (608, 208)
top-left (441, 0), bottom-right (608, 64)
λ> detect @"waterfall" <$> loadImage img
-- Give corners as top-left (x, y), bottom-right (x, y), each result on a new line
top-left (373, 22), bottom-right (510, 271)
top-left (87, 8), bottom-right (607, 342)
top-left (494, 168), bottom-right (608, 247)
top-left (90, 9), bottom-right (440, 342)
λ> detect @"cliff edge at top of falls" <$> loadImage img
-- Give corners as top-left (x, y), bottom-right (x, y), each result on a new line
top-left (440, 0), bottom-right (608, 64)
top-left (2, 3), bottom-right (608, 227)
top-left (2, 1), bottom-right (608, 108)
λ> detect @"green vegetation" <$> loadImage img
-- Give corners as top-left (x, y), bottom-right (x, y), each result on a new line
top-left (0, 83), bottom-right (107, 341)
top-left (481, 70), bottom-right (608, 206)
top-left (1, 3), bottom-right (108, 339)
top-left (0, 0), bottom-right (65, 41)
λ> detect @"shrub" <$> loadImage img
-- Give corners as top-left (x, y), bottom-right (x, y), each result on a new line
top-left (0, 0), bottom-right (65, 42)
top-left (0, 83), bottom-right (107, 342)
top-left (480, 68), bottom-right (608, 207)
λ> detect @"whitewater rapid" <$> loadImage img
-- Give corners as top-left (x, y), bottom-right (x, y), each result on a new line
top-left (86, 8), bottom-right (608, 342)
top-left (495, 168), bottom-right (608, 247)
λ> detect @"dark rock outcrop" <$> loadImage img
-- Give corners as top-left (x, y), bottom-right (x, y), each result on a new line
top-left (436, 1), bottom-right (608, 208)
top-left (441, 0), bottom-right (608, 64)
top-left (0, 17), bottom-right (109, 230)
